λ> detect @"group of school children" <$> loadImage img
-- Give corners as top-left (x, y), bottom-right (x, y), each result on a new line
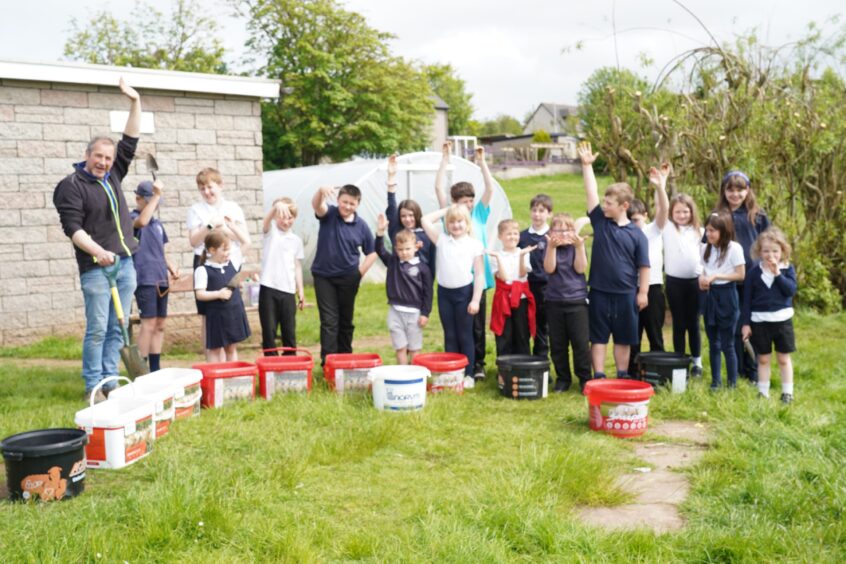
top-left (134, 141), bottom-right (797, 402)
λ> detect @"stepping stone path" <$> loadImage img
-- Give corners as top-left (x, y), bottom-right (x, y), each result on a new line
top-left (578, 420), bottom-right (710, 534)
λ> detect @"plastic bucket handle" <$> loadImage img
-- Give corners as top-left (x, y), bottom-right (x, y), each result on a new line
top-left (261, 347), bottom-right (312, 358)
top-left (87, 376), bottom-right (134, 428)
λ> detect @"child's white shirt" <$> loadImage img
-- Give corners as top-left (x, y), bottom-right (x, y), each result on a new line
top-left (490, 249), bottom-right (531, 298)
top-left (186, 198), bottom-right (247, 269)
top-left (193, 260), bottom-right (230, 291)
top-left (663, 223), bottom-right (704, 278)
top-left (435, 234), bottom-right (484, 289)
top-left (700, 241), bottom-right (745, 284)
top-left (642, 221), bottom-right (664, 285)
top-left (260, 224), bottom-right (304, 294)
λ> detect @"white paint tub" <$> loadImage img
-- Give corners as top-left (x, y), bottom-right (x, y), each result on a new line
top-left (74, 377), bottom-right (155, 469)
top-left (108, 377), bottom-right (176, 439)
top-left (369, 365), bottom-right (429, 412)
top-left (135, 368), bottom-right (203, 420)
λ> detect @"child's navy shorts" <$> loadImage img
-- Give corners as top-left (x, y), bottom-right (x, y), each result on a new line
top-left (588, 289), bottom-right (638, 345)
top-left (135, 285), bottom-right (169, 319)
top-left (750, 319), bottom-right (796, 355)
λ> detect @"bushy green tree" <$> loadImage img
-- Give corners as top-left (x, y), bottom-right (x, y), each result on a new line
top-left (532, 129), bottom-right (551, 160)
top-left (424, 63), bottom-right (474, 136)
top-left (238, 0), bottom-right (435, 168)
top-left (63, 0), bottom-right (227, 74)
top-left (473, 114), bottom-right (524, 137)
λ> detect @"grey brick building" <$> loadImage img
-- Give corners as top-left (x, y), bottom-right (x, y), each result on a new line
top-left (0, 59), bottom-right (278, 346)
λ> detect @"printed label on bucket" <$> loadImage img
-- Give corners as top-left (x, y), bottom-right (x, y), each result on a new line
top-left (125, 415), bottom-right (153, 463)
top-left (383, 379), bottom-right (425, 410)
top-left (430, 369), bottom-right (464, 393)
top-left (593, 400), bottom-right (650, 434)
top-left (175, 383), bottom-right (202, 410)
top-left (214, 376), bottom-right (254, 407)
top-left (267, 370), bottom-right (308, 397)
top-left (335, 369), bottom-right (370, 393)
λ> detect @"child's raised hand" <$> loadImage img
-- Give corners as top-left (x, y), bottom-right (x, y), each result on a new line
top-left (765, 256), bottom-right (780, 276)
top-left (660, 161), bottom-right (672, 179)
top-left (475, 146), bottom-right (485, 161)
top-left (274, 202), bottom-right (292, 219)
top-left (519, 245), bottom-right (537, 256)
top-left (218, 287), bottom-right (233, 301)
top-left (319, 185), bottom-right (337, 201)
top-left (467, 301), bottom-right (480, 315)
top-left (418, 315), bottom-right (428, 328)
top-left (387, 153), bottom-right (398, 177)
top-left (577, 142), bottom-right (598, 165)
top-left (441, 141), bottom-right (451, 160)
top-left (648, 166), bottom-right (661, 187)
top-left (152, 179), bottom-right (163, 197)
top-left (546, 233), bottom-right (563, 248)
top-left (375, 213), bottom-right (388, 235)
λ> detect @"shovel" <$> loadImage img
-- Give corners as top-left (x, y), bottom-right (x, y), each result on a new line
top-left (103, 257), bottom-right (149, 379)
top-left (145, 154), bottom-right (159, 181)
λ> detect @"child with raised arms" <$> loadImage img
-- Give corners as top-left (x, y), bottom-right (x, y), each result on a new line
top-left (385, 153), bottom-right (435, 270)
top-left (741, 227), bottom-right (797, 403)
top-left (700, 211), bottom-right (746, 390)
top-left (194, 232), bottom-right (251, 362)
top-left (577, 141), bottom-right (650, 380)
top-left (421, 204), bottom-right (485, 389)
top-left (258, 197), bottom-right (305, 353)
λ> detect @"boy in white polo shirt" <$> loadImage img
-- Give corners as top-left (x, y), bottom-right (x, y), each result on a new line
top-left (258, 197), bottom-right (305, 352)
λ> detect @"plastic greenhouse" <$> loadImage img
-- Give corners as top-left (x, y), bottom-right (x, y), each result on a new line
top-left (262, 152), bottom-right (514, 282)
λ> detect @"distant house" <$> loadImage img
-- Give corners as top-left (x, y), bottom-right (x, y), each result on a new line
top-left (429, 95), bottom-right (449, 151)
top-left (523, 102), bottom-right (579, 135)
top-left (479, 132), bottom-right (579, 163)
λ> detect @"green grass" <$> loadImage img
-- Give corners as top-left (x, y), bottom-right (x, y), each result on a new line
top-left (501, 173), bottom-right (589, 227)
top-left (3, 172), bottom-right (845, 560)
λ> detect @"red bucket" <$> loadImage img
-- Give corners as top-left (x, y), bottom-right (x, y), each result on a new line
top-left (412, 353), bottom-right (468, 393)
top-left (256, 348), bottom-right (314, 398)
top-left (192, 361), bottom-right (257, 408)
top-left (324, 353), bottom-right (382, 393)
top-left (583, 379), bottom-right (655, 438)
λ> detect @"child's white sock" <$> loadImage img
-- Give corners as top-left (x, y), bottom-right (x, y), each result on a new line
top-left (757, 381), bottom-right (770, 398)
top-left (693, 356), bottom-right (702, 367)
top-left (782, 382), bottom-right (794, 395)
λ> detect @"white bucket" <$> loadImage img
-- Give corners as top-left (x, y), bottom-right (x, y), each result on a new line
top-left (108, 378), bottom-right (176, 439)
top-left (136, 368), bottom-right (203, 419)
top-left (369, 365), bottom-right (429, 412)
top-left (74, 377), bottom-right (155, 469)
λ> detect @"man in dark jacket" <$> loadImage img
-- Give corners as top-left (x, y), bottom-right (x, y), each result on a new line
top-left (53, 78), bottom-right (142, 402)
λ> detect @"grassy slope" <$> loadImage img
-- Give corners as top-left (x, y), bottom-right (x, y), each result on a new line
top-left (1, 173), bottom-right (845, 561)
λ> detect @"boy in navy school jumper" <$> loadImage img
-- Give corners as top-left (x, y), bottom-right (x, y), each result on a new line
top-left (131, 180), bottom-right (180, 372)
top-left (311, 184), bottom-right (378, 365)
top-left (519, 194), bottom-right (553, 358)
top-left (375, 215), bottom-right (433, 364)
top-left (435, 143), bottom-right (495, 381)
top-left (577, 142), bottom-right (650, 379)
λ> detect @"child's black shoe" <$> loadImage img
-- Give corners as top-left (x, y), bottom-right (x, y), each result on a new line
top-left (780, 393), bottom-right (793, 404)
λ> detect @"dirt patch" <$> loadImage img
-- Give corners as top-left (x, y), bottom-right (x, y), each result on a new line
top-left (578, 420), bottom-right (710, 534)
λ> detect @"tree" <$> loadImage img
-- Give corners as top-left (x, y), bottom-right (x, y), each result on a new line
top-left (424, 64), bottom-right (474, 136)
top-left (63, 0), bottom-right (227, 74)
top-left (473, 114), bottom-right (524, 137)
top-left (238, 0), bottom-right (435, 168)
top-left (532, 129), bottom-right (551, 160)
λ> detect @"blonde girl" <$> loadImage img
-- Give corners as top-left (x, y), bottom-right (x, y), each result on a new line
top-left (421, 204), bottom-right (485, 388)
top-left (741, 227), bottom-right (797, 403)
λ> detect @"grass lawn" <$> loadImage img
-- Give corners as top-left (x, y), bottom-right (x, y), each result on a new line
top-left (1, 173), bottom-right (845, 561)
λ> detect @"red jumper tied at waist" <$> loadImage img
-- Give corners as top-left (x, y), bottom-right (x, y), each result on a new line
top-left (490, 278), bottom-right (536, 337)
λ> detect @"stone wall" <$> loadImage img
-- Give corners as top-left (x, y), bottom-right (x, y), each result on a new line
top-left (0, 79), bottom-right (265, 346)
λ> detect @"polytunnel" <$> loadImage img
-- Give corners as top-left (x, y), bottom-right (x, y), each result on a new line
top-left (262, 151), bottom-right (514, 282)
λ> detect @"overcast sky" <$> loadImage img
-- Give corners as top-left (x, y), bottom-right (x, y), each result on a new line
top-left (1, 0), bottom-right (842, 120)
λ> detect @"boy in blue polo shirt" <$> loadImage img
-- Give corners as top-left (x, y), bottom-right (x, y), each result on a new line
top-left (577, 142), bottom-right (650, 379)
top-left (131, 180), bottom-right (179, 372)
top-left (311, 184), bottom-right (378, 365)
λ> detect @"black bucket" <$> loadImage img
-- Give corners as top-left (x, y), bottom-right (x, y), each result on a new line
top-left (635, 352), bottom-right (692, 391)
top-left (496, 355), bottom-right (550, 400)
top-left (1, 428), bottom-right (88, 502)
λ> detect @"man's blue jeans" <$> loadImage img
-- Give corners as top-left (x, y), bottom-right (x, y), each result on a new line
top-left (79, 257), bottom-right (137, 392)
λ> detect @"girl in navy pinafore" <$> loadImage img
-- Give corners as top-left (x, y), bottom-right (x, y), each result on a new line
top-left (194, 232), bottom-right (250, 361)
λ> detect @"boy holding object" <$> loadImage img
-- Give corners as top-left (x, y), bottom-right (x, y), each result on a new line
top-left (577, 142), bottom-right (650, 379)
top-left (519, 194), bottom-right (553, 358)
